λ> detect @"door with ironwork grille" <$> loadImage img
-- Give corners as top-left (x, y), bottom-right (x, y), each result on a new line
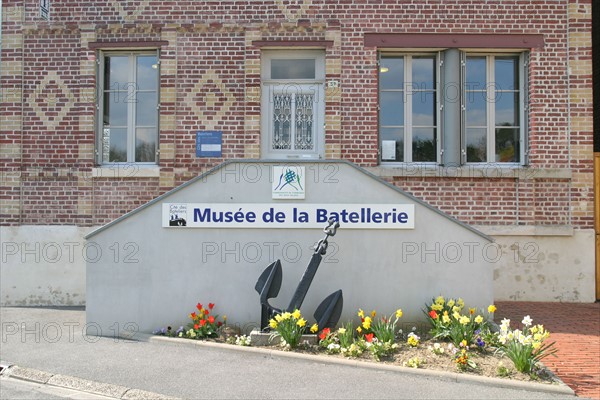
top-left (262, 83), bottom-right (324, 159)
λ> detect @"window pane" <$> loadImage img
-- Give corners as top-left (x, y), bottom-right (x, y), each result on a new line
top-left (103, 93), bottom-right (127, 126)
top-left (495, 92), bottom-right (519, 127)
top-left (136, 55), bottom-right (158, 90)
top-left (271, 59), bottom-right (315, 79)
top-left (412, 128), bottom-right (436, 162)
top-left (104, 56), bottom-right (129, 91)
top-left (466, 57), bottom-right (486, 91)
top-left (380, 57), bottom-right (404, 89)
top-left (466, 128), bottom-right (487, 162)
top-left (294, 93), bottom-right (315, 151)
top-left (135, 127), bottom-right (157, 162)
top-left (380, 127), bottom-right (404, 161)
top-left (103, 127), bottom-right (127, 162)
top-left (272, 93), bottom-right (292, 150)
top-left (412, 91), bottom-right (435, 126)
top-left (380, 92), bottom-right (404, 126)
top-left (135, 92), bottom-right (158, 126)
top-left (412, 57), bottom-right (435, 90)
top-left (466, 93), bottom-right (487, 127)
top-left (495, 127), bottom-right (520, 163)
top-left (495, 56), bottom-right (519, 90)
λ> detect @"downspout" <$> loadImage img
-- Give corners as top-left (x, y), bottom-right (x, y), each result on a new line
top-left (566, 2), bottom-right (572, 227)
top-left (0, 0), bottom-right (4, 79)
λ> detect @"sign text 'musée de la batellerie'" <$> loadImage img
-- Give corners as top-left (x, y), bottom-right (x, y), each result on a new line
top-left (163, 204), bottom-right (414, 229)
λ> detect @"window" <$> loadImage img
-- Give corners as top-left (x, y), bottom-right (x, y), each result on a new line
top-left (464, 54), bottom-right (526, 163)
top-left (261, 50), bottom-right (325, 159)
top-left (379, 55), bottom-right (439, 163)
top-left (378, 51), bottom-right (528, 165)
top-left (97, 51), bottom-right (159, 164)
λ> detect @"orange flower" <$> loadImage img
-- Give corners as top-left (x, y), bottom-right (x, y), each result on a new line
top-left (319, 328), bottom-right (331, 341)
top-left (190, 312), bottom-right (197, 319)
top-left (196, 303), bottom-right (203, 311)
top-left (194, 324), bottom-right (199, 330)
top-left (208, 303), bottom-right (215, 310)
top-left (208, 315), bottom-right (215, 324)
top-left (429, 310), bottom-right (438, 319)
top-left (365, 333), bottom-right (374, 342)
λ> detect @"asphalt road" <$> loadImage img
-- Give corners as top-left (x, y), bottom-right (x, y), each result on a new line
top-left (0, 307), bottom-right (578, 400)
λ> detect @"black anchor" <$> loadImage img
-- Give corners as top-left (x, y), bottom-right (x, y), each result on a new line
top-left (255, 219), bottom-right (343, 331)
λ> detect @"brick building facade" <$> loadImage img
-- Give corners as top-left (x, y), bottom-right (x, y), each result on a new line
top-left (0, 0), bottom-right (596, 305)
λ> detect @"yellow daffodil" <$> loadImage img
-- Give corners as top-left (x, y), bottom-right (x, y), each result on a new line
top-left (447, 299), bottom-right (455, 307)
top-left (275, 314), bottom-right (283, 322)
top-left (296, 318), bottom-right (306, 327)
top-left (469, 308), bottom-right (476, 315)
top-left (310, 323), bottom-right (318, 333)
top-left (371, 310), bottom-right (377, 318)
top-left (452, 306), bottom-right (461, 314)
top-left (475, 315), bottom-right (483, 324)
top-left (431, 304), bottom-right (443, 311)
top-left (292, 309), bottom-right (301, 320)
top-left (457, 298), bottom-right (465, 308)
top-left (453, 311), bottom-right (461, 320)
top-left (442, 315), bottom-right (451, 324)
top-left (356, 326), bottom-right (362, 333)
top-left (269, 319), bottom-right (278, 329)
top-left (435, 296), bottom-right (445, 305)
top-left (487, 304), bottom-right (497, 313)
top-left (281, 312), bottom-right (292, 320)
top-left (395, 309), bottom-right (403, 319)
top-left (358, 309), bottom-right (365, 318)
top-left (338, 327), bottom-right (346, 334)
top-left (362, 316), bottom-right (372, 330)
top-left (459, 315), bottom-right (470, 325)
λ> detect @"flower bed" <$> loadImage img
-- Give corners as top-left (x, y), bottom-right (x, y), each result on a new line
top-left (154, 297), bottom-right (559, 384)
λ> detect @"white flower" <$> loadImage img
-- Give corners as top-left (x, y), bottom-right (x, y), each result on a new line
top-left (522, 315), bottom-right (533, 327)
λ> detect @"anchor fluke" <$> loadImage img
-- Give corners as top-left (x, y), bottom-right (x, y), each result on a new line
top-left (314, 290), bottom-right (343, 330)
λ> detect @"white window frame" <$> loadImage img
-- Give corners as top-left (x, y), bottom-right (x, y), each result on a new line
top-left (378, 53), bottom-right (442, 164)
top-left (461, 52), bottom-right (528, 165)
top-left (96, 50), bottom-right (160, 165)
top-left (260, 50), bottom-right (326, 159)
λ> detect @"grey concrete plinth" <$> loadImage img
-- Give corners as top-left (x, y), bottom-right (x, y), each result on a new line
top-left (250, 329), bottom-right (318, 346)
top-left (86, 160), bottom-right (495, 334)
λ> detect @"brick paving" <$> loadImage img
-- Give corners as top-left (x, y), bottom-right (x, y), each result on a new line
top-left (496, 301), bottom-right (600, 400)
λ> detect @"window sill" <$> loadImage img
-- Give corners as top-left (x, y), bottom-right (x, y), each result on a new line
top-left (367, 165), bottom-right (572, 180)
top-left (92, 166), bottom-right (160, 179)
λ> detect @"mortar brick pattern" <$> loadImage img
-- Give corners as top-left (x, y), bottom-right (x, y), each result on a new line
top-left (0, 0), bottom-right (593, 229)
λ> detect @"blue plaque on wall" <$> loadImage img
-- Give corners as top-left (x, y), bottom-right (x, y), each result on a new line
top-left (196, 131), bottom-right (222, 158)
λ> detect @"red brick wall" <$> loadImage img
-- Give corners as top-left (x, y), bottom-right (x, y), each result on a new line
top-left (0, 0), bottom-right (593, 228)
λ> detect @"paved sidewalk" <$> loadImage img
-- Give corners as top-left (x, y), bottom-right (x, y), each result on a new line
top-left (496, 301), bottom-right (600, 400)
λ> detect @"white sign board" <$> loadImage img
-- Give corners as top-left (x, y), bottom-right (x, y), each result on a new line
top-left (163, 203), bottom-right (414, 229)
top-left (272, 166), bottom-right (305, 199)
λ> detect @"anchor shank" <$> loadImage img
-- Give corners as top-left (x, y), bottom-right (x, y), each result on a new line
top-left (287, 252), bottom-right (323, 311)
